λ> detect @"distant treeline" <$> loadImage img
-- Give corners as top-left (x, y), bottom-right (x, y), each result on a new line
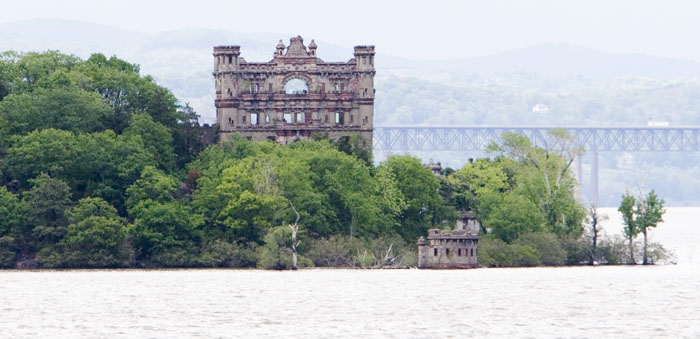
top-left (0, 51), bottom-right (670, 269)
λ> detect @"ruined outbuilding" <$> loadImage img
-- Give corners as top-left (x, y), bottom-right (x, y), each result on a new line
top-left (213, 36), bottom-right (375, 146)
top-left (418, 212), bottom-right (480, 269)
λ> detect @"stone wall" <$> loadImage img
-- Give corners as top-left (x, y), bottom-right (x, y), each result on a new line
top-left (418, 229), bottom-right (479, 269)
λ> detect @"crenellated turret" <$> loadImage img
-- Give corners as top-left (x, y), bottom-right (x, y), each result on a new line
top-left (353, 45), bottom-right (375, 71)
top-left (213, 45), bottom-right (241, 72)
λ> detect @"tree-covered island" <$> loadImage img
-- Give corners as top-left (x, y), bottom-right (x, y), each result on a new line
top-left (0, 51), bottom-right (671, 269)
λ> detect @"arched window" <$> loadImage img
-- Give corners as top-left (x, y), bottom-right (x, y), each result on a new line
top-left (284, 79), bottom-right (308, 94)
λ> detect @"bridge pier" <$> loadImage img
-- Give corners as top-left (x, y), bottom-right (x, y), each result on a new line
top-left (590, 150), bottom-right (599, 206)
top-left (573, 154), bottom-right (583, 201)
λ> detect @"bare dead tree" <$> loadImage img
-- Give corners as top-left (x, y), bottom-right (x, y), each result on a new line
top-left (588, 205), bottom-right (604, 265)
top-left (288, 199), bottom-right (301, 270)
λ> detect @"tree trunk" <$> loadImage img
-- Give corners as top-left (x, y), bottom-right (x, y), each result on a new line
top-left (291, 230), bottom-right (298, 270)
top-left (590, 229), bottom-right (598, 266)
top-left (642, 229), bottom-right (648, 265)
top-left (350, 214), bottom-right (355, 238)
top-left (628, 236), bottom-right (635, 264)
top-left (288, 199), bottom-right (300, 270)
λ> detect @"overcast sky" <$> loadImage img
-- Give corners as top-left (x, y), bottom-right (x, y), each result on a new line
top-left (2, 0), bottom-right (699, 61)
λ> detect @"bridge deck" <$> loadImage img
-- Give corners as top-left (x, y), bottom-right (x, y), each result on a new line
top-left (373, 126), bottom-right (700, 152)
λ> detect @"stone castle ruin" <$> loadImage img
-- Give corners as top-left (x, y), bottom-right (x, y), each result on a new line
top-left (418, 212), bottom-right (480, 269)
top-left (213, 36), bottom-right (375, 145)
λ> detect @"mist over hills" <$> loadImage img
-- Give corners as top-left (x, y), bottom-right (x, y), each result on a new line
top-left (3, 19), bottom-right (700, 125)
top-left (418, 44), bottom-right (700, 79)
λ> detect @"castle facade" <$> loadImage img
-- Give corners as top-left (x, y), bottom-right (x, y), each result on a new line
top-left (213, 36), bottom-right (375, 145)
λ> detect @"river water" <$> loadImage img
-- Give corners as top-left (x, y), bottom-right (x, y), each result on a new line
top-left (1, 208), bottom-right (699, 338)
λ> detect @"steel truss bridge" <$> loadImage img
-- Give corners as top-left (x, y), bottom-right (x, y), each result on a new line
top-left (373, 126), bottom-right (700, 204)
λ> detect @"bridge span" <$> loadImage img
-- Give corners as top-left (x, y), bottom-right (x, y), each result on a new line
top-left (373, 125), bottom-right (700, 204)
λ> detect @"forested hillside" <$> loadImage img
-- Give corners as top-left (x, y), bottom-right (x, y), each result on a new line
top-left (2, 51), bottom-right (655, 269)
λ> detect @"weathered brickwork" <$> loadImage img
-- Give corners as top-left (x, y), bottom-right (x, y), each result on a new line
top-left (418, 212), bottom-right (480, 269)
top-left (213, 36), bottom-right (375, 145)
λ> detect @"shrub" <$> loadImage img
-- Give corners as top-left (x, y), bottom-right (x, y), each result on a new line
top-left (515, 232), bottom-right (566, 266)
top-left (478, 237), bottom-right (541, 267)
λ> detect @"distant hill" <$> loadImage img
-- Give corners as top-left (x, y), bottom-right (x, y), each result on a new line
top-left (3, 19), bottom-right (700, 124)
top-left (436, 44), bottom-right (700, 79)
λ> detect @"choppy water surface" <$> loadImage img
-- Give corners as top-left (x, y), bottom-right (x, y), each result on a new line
top-left (2, 267), bottom-right (700, 338)
top-left (1, 208), bottom-right (699, 338)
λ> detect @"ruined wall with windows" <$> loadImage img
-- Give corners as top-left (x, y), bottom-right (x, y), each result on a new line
top-left (213, 36), bottom-right (375, 145)
top-left (417, 212), bottom-right (480, 269)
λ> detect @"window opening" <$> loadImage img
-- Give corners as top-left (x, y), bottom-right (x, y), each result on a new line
top-left (434, 248), bottom-right (437, 256)
top-left (250, 113), bottom-right (258, 125)
top-left (335, 112), bottom-right (343, 125)
top-left (242, 115), bottom-right (246, 123)
top-left (284, 78), bottom-right (308, 94)
top-left (296, 113), bottom-right (305, 123)
top-left (284, 113), bottom-right (292, 123)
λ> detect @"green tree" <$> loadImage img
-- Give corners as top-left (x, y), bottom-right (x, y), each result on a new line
top-left (380, 155), bottom-right (445, 241)
top-left (488, 131), bottom-right (585, 237)
top-left (126, 167), bottom-right (201, 266)
top-left (452, 158), bottom-right (511, 227)
top-left (5, 50), bottom-right (80, 93)
top-left (23, 174), bottom-right (72, 256)
top-left (60, 197), bottom-right (132, 267)
top-left (483, 193), bottom-right (546, 243)
top-left (3, 129), bottom-right (155, 211)
top-left (635, 190), bottom-right (666, 265)
top-left (0, 186), bottom-right (22, 267)
top-left (124, 114), bottom-right (176, 172)
top-left (2, 129), bottom-right (78, 185)
top-left (0, 86), bottom-right (110, 135)
top-left (172, 103), bottom-right (206, 167)
top-left (215, 159), bottom-right (287, 243)
top-left (127, 200), bottom-right (202, 266)
top-left (618, 192), bottom-right (639, 264)
top-left (79, 53), bottom-right (181, 132)
top-left (333, 134), bottom-right (373, 166)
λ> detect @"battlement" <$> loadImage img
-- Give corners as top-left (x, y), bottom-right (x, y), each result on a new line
top-left (213, 45), bottom-right (240, 55)
top-left (353, 45), bottom-right (376, 54)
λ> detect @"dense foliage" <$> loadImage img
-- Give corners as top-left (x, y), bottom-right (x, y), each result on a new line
top-left (0, 51), bottom-right (667, 269)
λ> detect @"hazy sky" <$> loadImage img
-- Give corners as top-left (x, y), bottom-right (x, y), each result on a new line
top-left (2, 0), bottom-right (700, 61)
